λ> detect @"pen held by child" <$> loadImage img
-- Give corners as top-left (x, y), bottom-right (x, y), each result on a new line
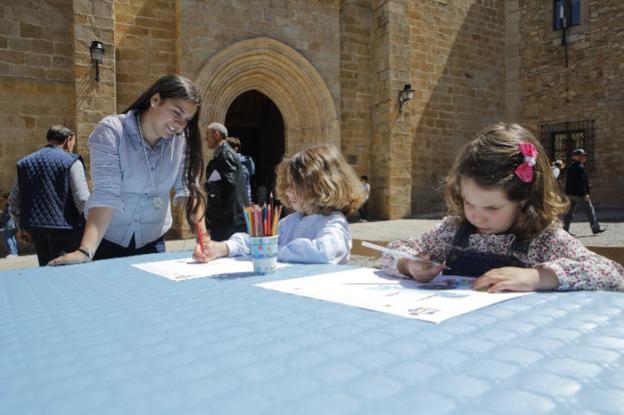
top-left (362, 241), bottom-right (449, 269)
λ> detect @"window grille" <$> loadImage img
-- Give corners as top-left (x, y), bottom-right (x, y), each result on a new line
top-left (553, 0), bottom-right (581, 30)
top-left (540, 120), bottom-right (594, 167)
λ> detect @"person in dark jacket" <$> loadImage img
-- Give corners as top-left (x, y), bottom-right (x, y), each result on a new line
top-left (226, 137), bottom-right (255, 204)
top-left (9, 125), bottom-right (90, 265)
top-left (204, 123), bottom-right (249, 241)
top-left (563, 148), bottom-right (605, 235)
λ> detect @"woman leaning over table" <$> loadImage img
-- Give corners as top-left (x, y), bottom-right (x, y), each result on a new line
top-left (49, 74), bottom-right (206, 265)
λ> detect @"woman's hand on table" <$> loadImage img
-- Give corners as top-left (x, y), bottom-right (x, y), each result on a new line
top-left (48, 249), bottom-right (91, 266)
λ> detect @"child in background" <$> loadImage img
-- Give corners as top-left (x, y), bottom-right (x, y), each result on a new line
top-left (0, 192), bottom-right (18, 257)
top-left (383, 123), bottom-right (624, 292)
top-left (193, 143), bottom-right (365, 264)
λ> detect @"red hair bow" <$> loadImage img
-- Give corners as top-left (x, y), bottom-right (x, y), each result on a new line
top-left (514, 142), bottom-right (538, 183)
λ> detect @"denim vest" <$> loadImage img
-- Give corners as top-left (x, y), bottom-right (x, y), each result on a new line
top-left (16, 145), bottom-right (84, 230)
top-left (445, 222), bottom-right (528, 278)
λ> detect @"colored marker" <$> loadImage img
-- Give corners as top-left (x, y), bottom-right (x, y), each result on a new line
top-left (361, 241), bottom-right (446, 267)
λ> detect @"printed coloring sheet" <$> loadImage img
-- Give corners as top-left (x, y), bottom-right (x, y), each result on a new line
top-left (133, 256), bottom-right (290, 281)
top-left (256, 267), bottom-right (532, 323)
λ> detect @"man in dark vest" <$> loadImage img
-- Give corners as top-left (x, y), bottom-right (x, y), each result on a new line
top-left (9, 125), bottom-right (90, 265)
top-left (563, 148), bottom-right (606, 235)
top-left (204, 122), bottom-right (249, 241)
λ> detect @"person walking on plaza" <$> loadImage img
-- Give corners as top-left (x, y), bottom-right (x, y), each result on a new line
top-left (49, 74), bottom-right (206, 265)
top-left (563, 148), bottom-right (605, 235)
top-left (9, 126), bottom-right (89, 265)
top-left (204, 123), bottom-right (249, 241)
top-left (358, 175), bottom-right (370, 222)
top-left (226, 136), bottom-right (255, 204)
top-left (0, 192), bottom-right (18, 258)
top-left (551, 159), bottom-right (563, 180)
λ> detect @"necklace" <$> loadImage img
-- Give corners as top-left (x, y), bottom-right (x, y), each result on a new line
top-left (137, 114), bottom-right (163, 210)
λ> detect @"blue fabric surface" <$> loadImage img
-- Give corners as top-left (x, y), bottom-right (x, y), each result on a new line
top-left (1, 251), bottom-right (623, 414)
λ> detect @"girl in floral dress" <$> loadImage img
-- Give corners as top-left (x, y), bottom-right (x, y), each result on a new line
top-left (383, 123), bottom-right (624, 292)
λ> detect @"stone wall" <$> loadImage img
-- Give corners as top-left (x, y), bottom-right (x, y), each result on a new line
top-left (339, 0), bottom-right (373, 177)
top-left (0, 0), bottom-right (75, 192)
top-left (114, 0), bottom-right (177, 111)
top-left (408, 0), bottom-right (506, 214)
top-left (505, 0), bottom-right (521, 121)
top-left (179, 0), bottom-right (341, 127)
top-left (363, 0), bottom-right (506, 218)
top-left (73, 0), bottom-right (116, 169)
top-left (519, 0), bottom-right (624, 205)
top-left (2, 0), bottom-right (623, 225)
top-left (369, 0), bottom-right (406, 219)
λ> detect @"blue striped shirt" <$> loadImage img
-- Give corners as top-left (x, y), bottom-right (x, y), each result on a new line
top-left (86, 110), bottom-right (189, 248)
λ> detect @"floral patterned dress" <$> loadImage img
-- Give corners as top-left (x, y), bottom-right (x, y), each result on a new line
top-left (382, 216), bottom-right (624, 291)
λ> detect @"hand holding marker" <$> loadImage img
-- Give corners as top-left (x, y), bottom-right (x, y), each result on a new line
top-left (361, 241), bottom-right (448, 269)
top-left (195, 222), bottom-right (207, 252)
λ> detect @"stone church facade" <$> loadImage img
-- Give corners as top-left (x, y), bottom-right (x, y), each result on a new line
top-left (1, 0), bottom-right (622, 234)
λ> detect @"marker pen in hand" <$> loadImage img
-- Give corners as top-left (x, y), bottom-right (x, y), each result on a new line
top-left (361, 241), bottom-right (448, 268)
top-left (195, 222), bottom-right (207, 254)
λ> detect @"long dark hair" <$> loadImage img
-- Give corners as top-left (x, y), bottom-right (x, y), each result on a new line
top-left (445, 123), bottom-right (569, 238)
top-left (124, 74), bottom-right (205, 227)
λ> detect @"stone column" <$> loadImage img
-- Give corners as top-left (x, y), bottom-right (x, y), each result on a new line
top-left (370, 0), bottom-right (413, 219)
top-left (73, 0), bottom-right (116, 168)
top-left (505, 0), bottom-right (521, 121)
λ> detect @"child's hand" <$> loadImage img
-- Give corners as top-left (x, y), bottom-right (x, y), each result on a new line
top-left (192, 241), bottom-right (228, 263)
top-left (472, 267), bottom-right (559, 292)
top-left (397, 253), bottom-right (445, 283)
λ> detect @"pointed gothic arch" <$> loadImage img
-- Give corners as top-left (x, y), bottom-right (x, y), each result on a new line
top-left (195, 37), bottom-right (339, 153)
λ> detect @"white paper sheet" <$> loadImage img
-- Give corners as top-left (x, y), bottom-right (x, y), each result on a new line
top-left (133, 256), bottom-right (290, 281)
top-left (256, 268), bottom-right (532, 323)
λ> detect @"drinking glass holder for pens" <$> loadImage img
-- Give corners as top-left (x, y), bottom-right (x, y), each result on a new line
top-left (250, 235), bottom-right (279, 274)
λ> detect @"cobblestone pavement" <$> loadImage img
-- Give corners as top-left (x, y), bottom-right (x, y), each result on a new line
top-left (2, 208), bottom-right (623, 272)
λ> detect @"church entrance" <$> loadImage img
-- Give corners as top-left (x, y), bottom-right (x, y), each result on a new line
top-left (225, 90), bottom-right (285, 205)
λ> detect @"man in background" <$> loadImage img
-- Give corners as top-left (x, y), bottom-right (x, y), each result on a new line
top-left (204, 123), bottom-right (248, 241)
top-left (9, 125), bottom-right (90, 265)
top-left (226, 137), bottom-right (255, 204)
top-left (563, 148), bottom-right (605, 235)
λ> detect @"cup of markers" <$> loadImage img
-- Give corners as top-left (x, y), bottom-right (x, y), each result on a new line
top-left (245, 204), bottom-right (282, 275)
top-left (250, 235), bottom-right (279, 274)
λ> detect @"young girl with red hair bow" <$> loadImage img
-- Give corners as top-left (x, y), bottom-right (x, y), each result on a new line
top-left (383, 123), bottom-right (624, 292)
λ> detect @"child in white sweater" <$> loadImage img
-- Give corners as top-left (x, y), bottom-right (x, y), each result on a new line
top-left (193, 143), bottom-right (365, 264)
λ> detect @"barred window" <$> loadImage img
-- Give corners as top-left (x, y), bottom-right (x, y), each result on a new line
top-left (540, 120), bottom-right (594, 167)
top-left (553, 0), bottom-right (581, 30)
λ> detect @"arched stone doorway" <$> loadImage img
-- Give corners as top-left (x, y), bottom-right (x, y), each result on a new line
top-left (173, 37), bottom-right (339, 236)
top-left (195, 37), bottom-right (339, 154)
top-left (225, 90), bottom-right (285, 204)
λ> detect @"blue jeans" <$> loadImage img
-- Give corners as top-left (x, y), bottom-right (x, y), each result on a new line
top-left (563, 195), bottom-right (601, 233)
top-left (3, 229), bottom-right (18, 256)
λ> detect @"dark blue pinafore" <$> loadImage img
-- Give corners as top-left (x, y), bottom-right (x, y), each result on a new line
top-left (445, 222), bottom-right (529, 278)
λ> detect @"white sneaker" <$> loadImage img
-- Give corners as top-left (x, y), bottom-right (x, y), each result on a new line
top-left (5, 254), bottom-right (17, 258)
